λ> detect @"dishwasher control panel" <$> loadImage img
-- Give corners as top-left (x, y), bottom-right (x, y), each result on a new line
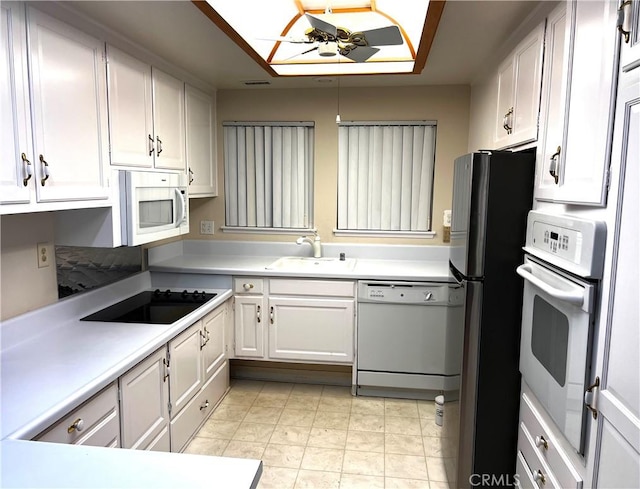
top-left (358, 281), bottom-right (462, 305)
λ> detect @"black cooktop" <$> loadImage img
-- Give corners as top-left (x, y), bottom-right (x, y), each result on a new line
top-left (81, 289), bottom-right (217, 324)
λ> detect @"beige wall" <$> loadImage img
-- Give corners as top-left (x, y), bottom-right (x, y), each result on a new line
top-left (0, 213), bottom-right (58, 321)
top-left (188, 85), bottom-right (470, 246)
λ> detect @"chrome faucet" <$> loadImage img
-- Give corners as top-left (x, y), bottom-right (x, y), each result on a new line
top-left (296, 232), bottom-right (322, 258)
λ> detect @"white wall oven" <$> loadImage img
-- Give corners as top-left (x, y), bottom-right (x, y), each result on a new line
top-left (517, 211), bottom-right (606, 454)
top-left (120, 171), bottom-right (188, 246)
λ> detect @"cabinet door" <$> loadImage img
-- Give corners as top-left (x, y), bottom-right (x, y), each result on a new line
top-left (119, 347), bottom-right (169, 450)
top-left (152, 68), bottom-right (185, 171)
top-left (169, 321), bottom-right (204, 416)
top-left (185, 84), bottom-right (217, 197)
top-left (494, 55), bottom-right (515, 148)
top-left (591, 69), bottom-right (640, 489)
top-left (106, 45), bottom-right (154, 168)
top-left (268, 297), bottom-right (354, 363)
top-left (26, 7), bottom-right (110, 203)
top-left (1, 2), bottom-right (32, 206)
top-left (511, 22), bottom-right (544, 145)
top-left (535, 3), bottom-right (570, 201)
top-left (558, 0), bottom-right (619, 206)
top-left (202, 304), bottom-right (226, 380)
top-left (234, 296), bottom-right (265, 358)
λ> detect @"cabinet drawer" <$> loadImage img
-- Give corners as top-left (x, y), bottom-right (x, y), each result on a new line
top-left (170, 360), bottom-right (229, 452)
top-left (516, 450), bottom-right (539, 489)
top-left (269, 279), bottom-right (355, 297)
top-left (520, 392), bottom-right (583, 489)
top-left (518, 423), bottom-right (561, 489)
top-left (36, 382), bottom-right (119, 447)
top-left (234, 277), bottom-right (264, 294)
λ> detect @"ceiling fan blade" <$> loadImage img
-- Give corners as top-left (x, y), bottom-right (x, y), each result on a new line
top-left (305, 13), bottom-right (337, 37)
top-left (256, 36), bottom-right (312, 44)
top-left (282, 45), bottom-right (319, 61)
top-left (342, 46), bottom-right (380, 63)
top-left (360, 25), bottom-right (403, 46)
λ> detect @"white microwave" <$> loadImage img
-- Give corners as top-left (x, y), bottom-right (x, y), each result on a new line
top-left (120, 171), bottom-right (188, 246)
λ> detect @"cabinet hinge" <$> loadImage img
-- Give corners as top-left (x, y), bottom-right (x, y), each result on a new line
top-left (606, 168), bottom-right (612, 192)
top-left (168, 402), bottom-right (172, 415)
top-left (117, 387), bottom-right (121, 402)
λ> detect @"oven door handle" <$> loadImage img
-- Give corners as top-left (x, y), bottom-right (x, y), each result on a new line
top-left (516, 264), bottom-right (585, 306)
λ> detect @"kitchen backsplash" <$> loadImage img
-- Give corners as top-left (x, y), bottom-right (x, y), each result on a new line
top-left (56, 246), bottom-right (143, 298)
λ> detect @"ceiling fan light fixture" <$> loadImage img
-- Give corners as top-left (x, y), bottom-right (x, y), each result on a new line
top-left (318, 41), bottom-right (338, 57)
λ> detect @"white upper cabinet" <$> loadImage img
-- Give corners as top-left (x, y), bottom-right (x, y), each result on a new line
top-left (1, 3), bottom-right (111, 214)
top-left (536, 0), bottom-right (620, 206)
top-left (106, 46), bottom-right (153, 168)
top-left (1, 2), bottom-right (32, 206)
top-left (185, 84), bottom-right (217, 197)
top-left (494, 21), bottom-right (545, 149)
top-left (26, 6), bottom-right (110, 204)
top-left (107, 45), bottom-right (186, 172)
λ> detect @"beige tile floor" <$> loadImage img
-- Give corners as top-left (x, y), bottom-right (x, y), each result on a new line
top-left (185, 380), bottom-right (457, 489)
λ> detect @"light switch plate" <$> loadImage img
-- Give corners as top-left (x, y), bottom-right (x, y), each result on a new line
top-left (200, 220), bottom-right (214, 235)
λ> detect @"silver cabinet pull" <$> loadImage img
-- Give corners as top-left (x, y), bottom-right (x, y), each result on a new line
top-left (188, 167), bottom-right (194, 184)
top-left (549, 146), bottom-right (561, 184)
top-left (148, 134), bottom-right (155, 156)
top-left (503, 107), bottom-right (514, 134)
top-left (67, 418), bottom-right (84, 433)
top-left (270, 306), bottom-right (274, 324)
top-left (156, 136), bottom-right (163, 155)
top-left (257, 305), bottom-right (261, 323)
top-left (617, 0), bottom-right (632, 43)
top-left (535, 435), bottom-right (549, 450)
top-left (533, 470), bottom-right (546, 485)
top-left (21, 153), bottom-right (32, 186)
top-left (200, 400), bottom-right (209, 411)
top-left (584, 376), bottom-right (600, 419)
top-left (39, 155), bottom-right (49, 186)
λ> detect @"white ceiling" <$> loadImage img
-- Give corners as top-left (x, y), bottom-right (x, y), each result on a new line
top-left (62, 0), bottom-right (541, 90)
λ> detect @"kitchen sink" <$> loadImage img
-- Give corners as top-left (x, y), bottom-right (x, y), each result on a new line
top-left (266, 256), bottom-right (357, 272)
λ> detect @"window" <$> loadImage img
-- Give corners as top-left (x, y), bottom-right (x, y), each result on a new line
top-left (337, 121), bottom-right (436, 236)
top-left (223, 122), bottom-right (314, 232)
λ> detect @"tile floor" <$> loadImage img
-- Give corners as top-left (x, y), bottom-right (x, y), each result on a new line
top-left (185, 379), bottom-right (458, 489)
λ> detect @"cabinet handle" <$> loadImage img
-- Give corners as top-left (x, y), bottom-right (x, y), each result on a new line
top-left (200, 330), bottom-right (207, 350)
top-left (200, 399), bottom-right (210, 411)
top-left (148, 134), bottom-right (155, 156)
top-left (549, 146), bottom-right (561, 184)
top-left (270, 306), bottom-right (275, 324)
top-left (503, 107), bottom-right (514, 134)
top-left (163, 357), bottom-right (169, 382)
top-left (584, 376), bottom-right (600, 419)
top-left (67, 418), bottom-right (84, 433)
top-left (188, 167), bottom-right (194, 184)
top-left (21, 153), bottom-right (32, 186)
top-left (243, 283), bottom-right (254, 291)
top-left (535, 435), bottom-right (549, 450)
top-left (257, 305), bottom-right (261, 323)
top-left (39, 155), bottom-right (49, 186)
top-left (533, 470), bottom-right (546, 485)
top-left (156, 136), bottom-right (163, 155)
top-left (617, 0), bottom-right (632, 43)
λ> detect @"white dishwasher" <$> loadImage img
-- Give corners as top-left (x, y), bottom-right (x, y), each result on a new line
top-left (356, 281), bottom-right (464, 400)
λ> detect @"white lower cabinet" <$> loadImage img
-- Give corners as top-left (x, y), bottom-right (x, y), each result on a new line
top-left (234, 277), bottom-right (355, 364)
top-left (119, 347), bottom-right (170, 451)
top-left (35, 382), bottom-right (120, 448)
top-left (169, 322), bottom-right (204, 416)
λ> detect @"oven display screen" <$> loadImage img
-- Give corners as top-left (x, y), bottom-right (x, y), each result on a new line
top-left (550, 231), bottom-right (559, 241)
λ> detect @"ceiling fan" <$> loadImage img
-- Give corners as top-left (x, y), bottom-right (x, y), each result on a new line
top-left (271, 12), bottom-right (404, 63)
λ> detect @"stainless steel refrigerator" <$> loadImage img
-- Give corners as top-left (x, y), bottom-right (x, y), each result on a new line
top-left (448, 150), bottom-right (535, 488)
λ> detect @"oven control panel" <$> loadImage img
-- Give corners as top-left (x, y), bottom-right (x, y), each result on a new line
top-left (523, 211), bottom-right (606, 279)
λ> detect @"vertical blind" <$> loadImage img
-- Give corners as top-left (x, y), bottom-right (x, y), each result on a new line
top-left (337, 123), bottom-right (436, 231)
top-left (224, 123), bottom-right (314, 229)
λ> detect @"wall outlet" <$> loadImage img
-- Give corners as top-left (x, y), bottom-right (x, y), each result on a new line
top-left (37, 242), bottom-right (51, 268)
top-left (200, 220), bottom-right (215, 235)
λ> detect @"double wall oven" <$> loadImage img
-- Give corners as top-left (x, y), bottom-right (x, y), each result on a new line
top-left (517, 211), bottom-right (606, 454)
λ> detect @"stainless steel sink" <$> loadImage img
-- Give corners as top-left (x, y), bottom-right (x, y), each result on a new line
top-left (266, 256), bottom-right (357, 272)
